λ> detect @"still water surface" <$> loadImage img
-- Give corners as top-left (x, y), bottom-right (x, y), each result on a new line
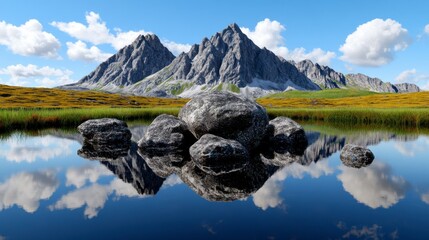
top-left (0, 124), bottom-right (428, 239)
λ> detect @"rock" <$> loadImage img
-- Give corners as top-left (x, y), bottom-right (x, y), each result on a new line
top-left (179, 157), bottom-right (275, 202)
top-left (267, 117), bottom-right (308, 155)
top-left (190, 134), bottom-right (249, 175)
top-left (340, 144), bottom-right (374, 168)
top-left (77, 118), bottom-right (131, 145)
top-left (179, 91), bottom-right (269, 149)
top-left (138, 114), bottom-right (195, 154)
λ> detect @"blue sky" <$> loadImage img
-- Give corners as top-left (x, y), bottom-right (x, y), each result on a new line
top-left (0, 0), bottom-right (428, 89)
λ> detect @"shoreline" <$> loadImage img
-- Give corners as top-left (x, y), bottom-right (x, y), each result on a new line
top-left (1, 107), bottom-right (429, 132)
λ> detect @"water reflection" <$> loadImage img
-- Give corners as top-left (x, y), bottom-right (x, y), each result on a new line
top-left (0, 135), bottom-right (74, 163)
top-left (253, 161), bottom-right (334, 210)
top-left (421, 193), bottom-right (429, 205)
top-left (0, 125), bottom-right (428, 239)
top-left (0, 170), bottom-right (58, 213)
top-left (337, 162), bottom-right (409, 209)
top-left (78, 142), bottom-right (165, 195)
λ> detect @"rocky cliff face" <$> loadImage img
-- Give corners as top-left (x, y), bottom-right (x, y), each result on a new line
top-left (293, 61), bottom-right (420, 93)
top-left (128, 24), bottom-right (320, 98)
top-left (293, 60), bottom-right (347, 89)
top-left (62, 34), bottom-right (175, 91)
top-left (393, 83), bottom-right (421, 93)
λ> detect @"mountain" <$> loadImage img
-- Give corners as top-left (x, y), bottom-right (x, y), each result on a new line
top-left (61, 34), bottom-right (175, 92)
top-left (293, 59), bottom-right (347, 89)
top-left (292, 60), bottom-right (420, 93)
top-left (61, 23), bottom-right (420, 97)
top-left (345, 73), bottom-right (420, 93)
top-left (127, 23), bottom-right (320, 98)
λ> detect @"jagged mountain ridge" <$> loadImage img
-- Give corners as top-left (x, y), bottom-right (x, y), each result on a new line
top-left (293, 60), bottom-right (420, 93)
top-left (61, 34), bottom-right (175, 92)
top-left (61, 23), bottom-right (420, 96)
top-left (128, 23), bottom-right (320, 98)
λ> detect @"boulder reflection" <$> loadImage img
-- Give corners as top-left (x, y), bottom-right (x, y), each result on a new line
top-left (78, 141), bottom-right (165, 196)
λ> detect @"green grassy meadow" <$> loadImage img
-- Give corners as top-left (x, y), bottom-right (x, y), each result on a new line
top-left (1, 85), bottom-right (429, 131)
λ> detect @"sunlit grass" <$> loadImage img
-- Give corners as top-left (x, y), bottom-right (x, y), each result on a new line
top-left (0, 108), bottom-right (181, 131)
top-left (1, 85), bottom-right (429, 131)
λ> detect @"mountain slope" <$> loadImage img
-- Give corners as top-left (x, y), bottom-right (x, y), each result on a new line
top-left (128, 24), bottom-right (320, 98)
top-left (293, 60), bottom-right (420, 93)
top-left (61, 34), bottom-right (175, 92)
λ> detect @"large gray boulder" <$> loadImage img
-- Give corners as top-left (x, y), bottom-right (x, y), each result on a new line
top-left (340, 144), bottom-right (374, 168)
top-left (190, 134), bottom-right (249, 175)
top-left (267, 117), bottom-right (308, 155)
top-left (138, 114), bottom-right (195, 154)
top-left (77, 118), bottom-right (131, 145)
top-left (179, 92), bottom-right (269, 149)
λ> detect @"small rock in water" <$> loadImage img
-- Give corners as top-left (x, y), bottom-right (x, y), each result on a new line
top-left (179, 91), bottom-right (269, 150)
top-left (267, 117), bottom-right (308, 155)
top-left (138, 114), bottom-right (195, 154)
top-left (189, 134), bottom-right (249, 175)
top-left (340, 144), bottom-right (374, 168)
top-left (77, 118), bottom-right (131, 144)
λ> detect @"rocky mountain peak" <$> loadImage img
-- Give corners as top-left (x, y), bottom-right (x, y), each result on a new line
top-left (63, 33), bottom-right (175, 91)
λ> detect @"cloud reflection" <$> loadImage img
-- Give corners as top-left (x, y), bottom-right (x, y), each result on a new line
top-left (421, 193), bottom-right (429, 205)
top-left (0, 170), bottom-right (59, 213)
top-left (253, 161), bottom-right (334, 210)
top-left (337, 162), bottom-right (409, 209)
top-left (394, 137), bottom-right (429, 157)
top-left (65, 164), bottom-right (112, 188)
top-left (51, 173), bottom-right (146, 218)
top-left (0, 135), bottom-right (74, 163)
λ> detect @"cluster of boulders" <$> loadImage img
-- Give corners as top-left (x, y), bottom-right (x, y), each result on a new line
top-left (76, 91), bottom-right (375, 200)
top-left (138, 92), bottom-right (308, 176)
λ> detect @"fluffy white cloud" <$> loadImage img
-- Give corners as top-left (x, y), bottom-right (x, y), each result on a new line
top-left (395, 69), bottom-right (429, 85)
top-left (162, 40), bottom-right (192, 56)
top-left (425, 24), bottom-right (429, 34)
top-left (66, 41), bottom-right (112, 62)
top-left (52, 12), bottom-right (146, 51)
top-left (112, 30), bottom-right (146, 50)
top-left (241, 18), bottom-right (336, 65)
top-left (396, 69), bottom-right (417, 83)
top-left (66, 164), bottom-right (112, 188)
top-left (0, 135), bottom-right (74, 163)
top-left (253, 161), bottom-right (333, 210)
top-left (340, 18), bottom-right (410, 67)
top-left (337, 162), bottom-right (409, 209)
top-left (0, 64), bottom-right (74, 87)
top-left (288, 48), bottom-right (336, 66)
top-left (0, 19), bottom-right (60, 58)
top-left (0, 170), bottom-right (58, 213)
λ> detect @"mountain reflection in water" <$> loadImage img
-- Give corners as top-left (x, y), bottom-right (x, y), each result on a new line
top-left (0, 125), bottom-right (428, 239)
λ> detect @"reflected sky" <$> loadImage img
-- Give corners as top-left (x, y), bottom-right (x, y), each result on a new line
top-left (0, 128), bottom-right (428, 239)
top-left (0, 135), bottom-right (74, 163)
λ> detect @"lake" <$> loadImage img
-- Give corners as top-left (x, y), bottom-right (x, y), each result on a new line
top-left (0, 124), bottom-right (428, 239)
